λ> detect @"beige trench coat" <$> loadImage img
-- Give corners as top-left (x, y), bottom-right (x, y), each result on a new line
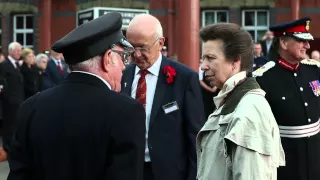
top-left (196, 72), bottom-right (285, 180)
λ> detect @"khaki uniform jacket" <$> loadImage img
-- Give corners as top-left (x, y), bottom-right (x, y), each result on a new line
top-left (196, 72), bottom-right (285, 180)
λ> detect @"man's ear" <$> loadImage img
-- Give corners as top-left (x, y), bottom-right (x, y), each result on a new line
top-left (279, 37), bottom-right (289, 50)
top-left (101, 50), bottom-right (112, 72)
top-left (158, 37), bottom-right (165, 51)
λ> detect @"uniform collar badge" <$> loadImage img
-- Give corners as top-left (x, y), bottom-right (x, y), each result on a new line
top-left (309, 80), bottom-right (320, 97)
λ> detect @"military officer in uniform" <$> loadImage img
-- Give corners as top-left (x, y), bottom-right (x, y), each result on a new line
top-left (7, 12), bottom-right (146, 180)
top-left (253, 17), bottom-right (320, 180)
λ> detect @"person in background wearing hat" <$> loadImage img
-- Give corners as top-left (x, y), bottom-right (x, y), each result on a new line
top-left (7, 12), bottom-right (146, 180)
top-left (121, 14), bottom-right (205, 180)
top-left (253, 17), bottom-right (320, 180)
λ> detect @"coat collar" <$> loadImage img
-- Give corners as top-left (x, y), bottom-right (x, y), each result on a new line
top-left (63, 72), bottom-right (111, 91)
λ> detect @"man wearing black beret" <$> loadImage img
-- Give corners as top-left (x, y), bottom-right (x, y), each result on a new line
top-left (7, 12), bottom-right (146, 180)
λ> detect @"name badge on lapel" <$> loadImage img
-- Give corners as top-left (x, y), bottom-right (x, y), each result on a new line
top-left (309, 80), bottom-right (320, 97)
top-left (162, 101), bottom-right (179, 114)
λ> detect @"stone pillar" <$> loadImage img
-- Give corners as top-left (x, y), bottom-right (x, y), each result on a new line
top-left (167, 0), bottom-right (174, 57)
top-left (291, 0), bottom-right (300, 20)
top-left (177, 0), bottom-right (200, 72)
top-left (43, 0), bottom-right (52, 50)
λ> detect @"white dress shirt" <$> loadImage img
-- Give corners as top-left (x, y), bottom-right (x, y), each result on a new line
top-left (72, 71), bottom-right (111, 90)
top-left (52, 58), bottom-right (63, 68)
top-left (131, 53), bottom-right (162, 162)
top-left (266, 40), bottom-right (272, 55)
top-left (8, 55), bottom-right (19, 69)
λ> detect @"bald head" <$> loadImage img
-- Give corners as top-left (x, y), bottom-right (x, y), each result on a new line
top-left (126, 14), bottom-right (165, 70)
top-left (127, 14), bottom-right (163, 39)
top-left (311, 50), bottom-right (320, 60)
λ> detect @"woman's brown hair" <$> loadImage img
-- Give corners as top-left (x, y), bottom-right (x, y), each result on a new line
top-left (200, 23), bottom-right (254, 71)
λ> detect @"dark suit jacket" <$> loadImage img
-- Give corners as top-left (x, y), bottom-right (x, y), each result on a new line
top-left (121, 56), bottom-right (206, 180)
top-left (260, 40), bottom-right (273, 57)
top-left (253, 56), bottom-right (268, 71)
top-left (38, 70), bottom-right (55, 91)
top-left (0, 59), bottom-right (24, 150)
top-left (46, 59), bottom-right (68, 85)
top-left (8, 72), bottom-right (146, 180)
top-left (20, 64), bottom-right (41, 100)
top-left (0, 59), bottom-right (24, 104)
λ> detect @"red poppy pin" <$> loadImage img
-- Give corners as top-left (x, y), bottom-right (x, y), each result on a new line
top-left (163, 65), bottom-right (176, 84)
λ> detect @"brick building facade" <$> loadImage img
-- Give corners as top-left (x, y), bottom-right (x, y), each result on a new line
top-left (0, 0), bottom-right (319, 58)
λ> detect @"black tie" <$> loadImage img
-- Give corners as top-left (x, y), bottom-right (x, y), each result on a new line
top-left (15, 62), bottom-right (20, 72)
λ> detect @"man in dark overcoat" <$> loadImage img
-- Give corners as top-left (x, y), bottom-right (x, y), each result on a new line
top-left (7, 12), bottom-right (146, 180)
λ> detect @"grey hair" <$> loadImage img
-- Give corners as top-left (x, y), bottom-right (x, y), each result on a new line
top-left (71, 55), bottom-right (102, 70)
top-left (155, 22), bottom-right (163, 38)
top-left (8, 42), bottom-right (21, 52)
top-left (35, 53), bottom-right (49, 63)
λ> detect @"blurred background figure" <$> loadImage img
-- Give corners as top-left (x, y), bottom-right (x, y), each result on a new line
top-left (311, 50), bottom-right (320, 60)
top-left (20, 48), bottom-right (40, 100)
top-left (46, 50), bottom-right (69, 86)
top-left (253, 42), bottom-right (268, 70)
top-left (0, 42), bottom-right (24, 162)
top-left (161, 46), bottom-right (168, 56)
top-left (260, 30), bottom-right (274, 57)
top-left (0, 53), bottom-right (5, 63)
top-left (35, 53), bottom-right (54, 90)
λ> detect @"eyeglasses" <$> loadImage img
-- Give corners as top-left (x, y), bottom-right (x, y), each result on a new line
top-left (111, 49), bottom-right (132, 64)
top-left (133, 37), bottom-right (162, 56)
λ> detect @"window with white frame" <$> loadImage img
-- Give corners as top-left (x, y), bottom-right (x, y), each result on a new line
top-left (202, 10), bottom-right (229, 27)
top-left (242, 10), bottom-right (269, 42)
top-left (13, 14), bottom-right (34, 48)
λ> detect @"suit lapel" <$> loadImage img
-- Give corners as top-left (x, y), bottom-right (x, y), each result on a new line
top-left (5, 59), bottom-right (22, 81)
top-left (5, 59), bottom-right (16, 72)
top-left (149, 57), bottom-right (170, 128)
top-left (121, 63), bottom-right (136, 96)
top-left (49, 60), bottom-right (60, 79)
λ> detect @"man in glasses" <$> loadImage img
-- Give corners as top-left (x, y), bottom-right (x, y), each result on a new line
top-left (121, 14), bottom-right (205, 180)
top-left (7, 12), bottom-right (146, 180)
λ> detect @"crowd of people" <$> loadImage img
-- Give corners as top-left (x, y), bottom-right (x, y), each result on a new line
top-left (0, 10), bottom-right (318, 180)
top-left (0, 43), bottom-right (69, 162)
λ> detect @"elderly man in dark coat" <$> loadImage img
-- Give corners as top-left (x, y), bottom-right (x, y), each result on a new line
top-left (7, 12), bottom-right (146, 180)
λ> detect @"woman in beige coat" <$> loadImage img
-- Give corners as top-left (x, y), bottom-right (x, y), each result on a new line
top-left (197, 23), bottom-right (285, 180)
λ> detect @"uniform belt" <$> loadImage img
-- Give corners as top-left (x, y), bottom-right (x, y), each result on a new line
top-left (279, 120), bottom-right (320, 138)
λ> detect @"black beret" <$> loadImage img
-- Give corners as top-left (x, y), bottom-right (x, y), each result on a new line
top-left (269, 17), bottom-right (313, 40)
top-left (51, 12), bottom-right (133, 65)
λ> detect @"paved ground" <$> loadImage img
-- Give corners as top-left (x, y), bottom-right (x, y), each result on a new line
top-left (0, 139), bottom-right (9, 179)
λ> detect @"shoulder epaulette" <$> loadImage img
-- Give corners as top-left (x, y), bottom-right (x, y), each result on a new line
top-left (252, 61), bottom-right (276, 77)
top-left (301, 59), bottom-right (320, 67)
